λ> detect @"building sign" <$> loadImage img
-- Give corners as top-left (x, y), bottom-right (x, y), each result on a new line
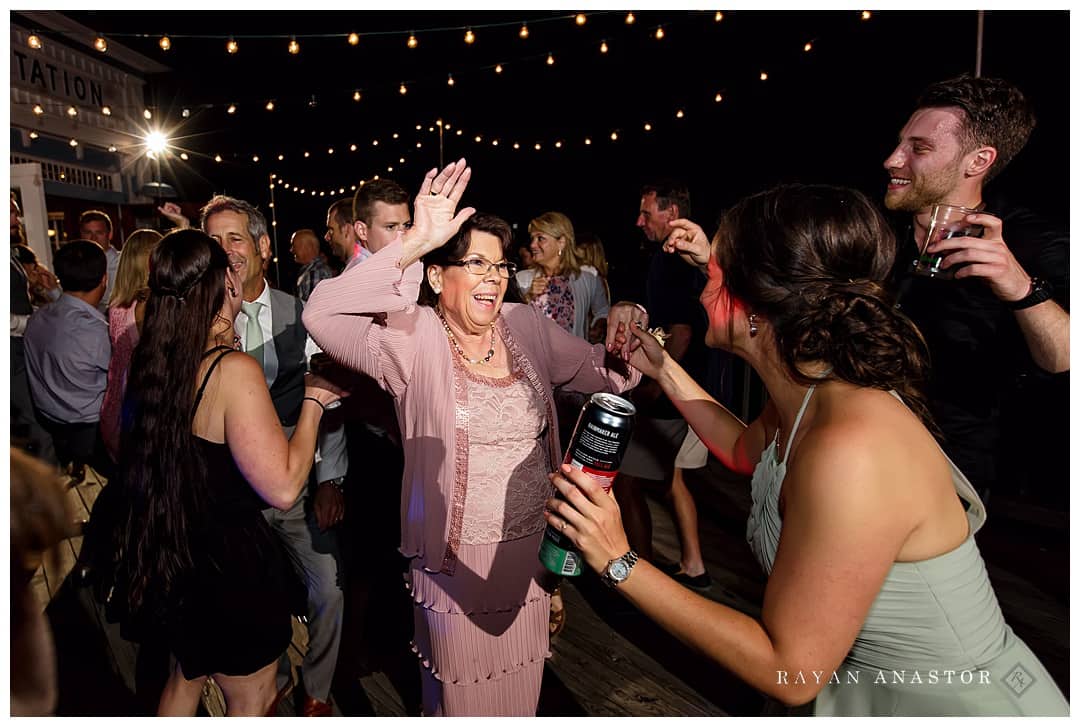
top-left (12, 49), bottom-right (107, 106)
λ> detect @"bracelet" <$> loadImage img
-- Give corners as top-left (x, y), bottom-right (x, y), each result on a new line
top-left (303, 396), bottom-right (327, 414)
top-left (633, 303), bottom-right (648, 316)
top-left (320, 476), bottom-right (345, 493)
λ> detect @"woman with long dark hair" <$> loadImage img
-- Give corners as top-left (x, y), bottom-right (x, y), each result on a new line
top-left (548, 185), bottom-right (1067, 716)
top-left (112, 229), bottom-right (345, 715)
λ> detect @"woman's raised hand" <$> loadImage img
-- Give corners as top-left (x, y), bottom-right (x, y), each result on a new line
top-left (663, 218), bottom-right (711, 271)
top-left (400, 159), bottom-right (477, 267)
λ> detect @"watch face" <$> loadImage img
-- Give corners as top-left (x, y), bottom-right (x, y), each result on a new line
top-left (609, 559), bottom-right (630, 581)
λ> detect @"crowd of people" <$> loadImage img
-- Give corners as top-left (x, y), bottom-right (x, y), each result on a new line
top-left (9, 74), bottom-right (1068, 717)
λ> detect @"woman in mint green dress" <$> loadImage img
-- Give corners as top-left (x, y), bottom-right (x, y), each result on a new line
top-left (548, 184), bottom-right (1068, 716)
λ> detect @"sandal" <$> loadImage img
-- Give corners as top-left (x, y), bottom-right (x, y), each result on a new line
top-left (549, 585), bottom-right (566, 639)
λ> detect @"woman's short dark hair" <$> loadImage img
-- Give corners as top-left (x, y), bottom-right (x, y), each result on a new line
top-left (716, 184), bottom-right (936, 431)
top-left (418, 212), bottom-right (523, 307)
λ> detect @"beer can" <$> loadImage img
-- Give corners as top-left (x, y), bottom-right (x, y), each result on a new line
top-left (538, 392), bottom-right (636, 576)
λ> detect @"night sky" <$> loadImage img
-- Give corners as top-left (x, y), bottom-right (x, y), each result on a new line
top-left (43, 10), bottom-right (1070, 292)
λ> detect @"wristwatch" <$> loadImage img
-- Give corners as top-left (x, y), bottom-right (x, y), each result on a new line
top-left (1007, 276), bottom-right (1054, 310)
top-left (320, 476), bottom-right (345, 493)
top-left (600, 550), bottom-right (639, 588)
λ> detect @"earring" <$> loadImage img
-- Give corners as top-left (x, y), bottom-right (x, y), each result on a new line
top-left (227, 284), bottom-right (237, 298)
top-left (748, 313), bottom-right (759, 338)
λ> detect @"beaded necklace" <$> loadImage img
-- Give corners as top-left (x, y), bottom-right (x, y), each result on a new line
top-left (436, 306), bottom-right (497, 365)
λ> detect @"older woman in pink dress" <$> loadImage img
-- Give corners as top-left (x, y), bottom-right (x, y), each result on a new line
top-left (100, 229), bottom-right (163, 463)
top-left (303, 160), bottom-right (645, 716)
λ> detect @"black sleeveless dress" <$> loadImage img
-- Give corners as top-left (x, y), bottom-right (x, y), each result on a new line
top-left (165, 347), bottom-right (306, 679)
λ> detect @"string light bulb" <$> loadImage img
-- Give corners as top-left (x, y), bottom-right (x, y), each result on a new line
top-left (464, 28), bottom-right (475, 44)
top-left (278, 153), bottom-right (285, 160)
top-left (399, 82), bottom-right (407, 95)
top-left (676, 109), bottom-right (685, 118)
top-left (227, 103), bottom-right (237, 114)
top-left (265, 100), bottom-right (274, 111)
top-left (327, 147), bottom-right (334, 155)
top-left (93, 36), bottom-right (107, 52)
top-left (181, 108), bottom-right (190, 117)
top-left (861, 10), bottom-right (872, 20)
top-left (555, 141), bottom-right (562, 148)
top-left (67, 105), bottom-right (78, 117)
top-left (610, 131), bottom-right (618, 141)
top-left (534, 143), bottom-right (542, 150)
top-left (644, 123), bottom-right (652, 131)
top-left (29, 131), bottom-right (39, 139)
top-left (179, 152), bottom-right (189, 160)
top-left (144, 108), bottom-right (152, 120)
top-left (600, 40), bottom-right (608, 53)
top-left (32, 104), bottom-right (44, 115)
top-left (804, 41), bottom-right (813, 52)
top-left (101, 105), bottom-right (112, 116)
top-left (108, 144), bottom-right (116, 152)
top-left (655, 26), bottom-right (665, 40)
top-left (288, 37), bottom-right (300, 54)
top-left (625, 12), bottom-right (635, 24)
top-left (350, 144), bottom-right (357, 151)
top-left (513, 142), bottom-right (521, 150)
top-left (27, 34), bottom-right (42, 50)
top-left (407, 33), bottom-right (418, 48)
top-left (760, 71), bottom-right (768, 81)
top-left (447, 74), bottom-right (455, 86)
top-left (348, 32), bottom-right (359, 46)
top-left (575, 13), bottom-right (587, 25)
top-left (519, 24), bottom-right (529, 39)
top-left (715, 11), bottom-right (724, 22)
top-left (715, 93), bottom-right (724, 103)
top-left (159, 35), bottom-right (171, 51)
top-left (495, 63), bottom-right (503, 74)
top-left (546, 52), bottom-right (555, 65)
top-left (227, 37), bottom-right (239, 54)
top-left (585, 137), bottom-right (592, 145)
top-left (353, 90), bottom-right (362, 102)
top-left (69, 138), bottom-right (78, 147)
top-left (214, 154), bottom-right (222, 162)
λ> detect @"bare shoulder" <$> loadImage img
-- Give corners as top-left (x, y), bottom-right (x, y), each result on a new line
top-left (213, 350), bottom-right (266, 388)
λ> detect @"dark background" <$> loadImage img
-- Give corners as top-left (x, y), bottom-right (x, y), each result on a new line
top-left (46, 10), bottom-right (1069, 289)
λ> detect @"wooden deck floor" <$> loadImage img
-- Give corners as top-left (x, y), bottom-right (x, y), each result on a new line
top-left (39, 456), bottom-right (1068, 716)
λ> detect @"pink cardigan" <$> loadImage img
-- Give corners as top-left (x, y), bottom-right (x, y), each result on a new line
top-left (303, 239), bottom-right (640, 575)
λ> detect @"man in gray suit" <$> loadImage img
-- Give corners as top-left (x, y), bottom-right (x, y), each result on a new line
top-left (202, 195), bottom-right (347, 717)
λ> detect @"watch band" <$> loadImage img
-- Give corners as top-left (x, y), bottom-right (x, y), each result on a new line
top-left (320, 476), bottom-right (345, 493)
top-left (601, 549), bottom-right (639, 588)
top-left (1008, 277), bottom-right (1053, 311)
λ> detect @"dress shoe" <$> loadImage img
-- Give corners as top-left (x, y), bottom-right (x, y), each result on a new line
top-left (301, 696), bottom-right (333, 717)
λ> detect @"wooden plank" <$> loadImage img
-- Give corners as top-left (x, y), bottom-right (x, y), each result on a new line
top-left (358, 672), bottom-right (407, 717)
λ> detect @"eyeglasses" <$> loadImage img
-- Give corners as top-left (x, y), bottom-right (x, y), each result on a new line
top-left (445, 258), bottom-right (517, 279)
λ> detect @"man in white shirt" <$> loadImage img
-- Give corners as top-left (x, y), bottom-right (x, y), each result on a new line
top-left (78, 209), bottom-right (121, 313)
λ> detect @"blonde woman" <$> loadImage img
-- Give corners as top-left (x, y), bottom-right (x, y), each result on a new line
top-left (516, 212), bottom-right (609, 342)
top-left (100, 229), bottom-right (163, 462)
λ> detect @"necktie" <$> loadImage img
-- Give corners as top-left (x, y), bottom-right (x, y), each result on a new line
top-left (241, 300), bottom-right (264, 368)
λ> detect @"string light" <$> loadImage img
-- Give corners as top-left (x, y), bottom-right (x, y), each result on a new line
top-left (715, 11), bottom-right (725, 22)
top-left (474, 135), bottom-right (482, 142)
top-left (804, 41), bottom-right (813, 52)
top-left (93, 36), bottom-right (107, 52)
top-left (534, 142), bottom-right (541, 150)
top-left (760, 71), bottom-right (768, 81)
top-left (492, 139), bottom-right (499, 146)
top-left (513, 142), bottom-right (521, 150)
top-left (32, 104), bottom-right (43, 115)
top-left (715, 93), bottom-right (724, 102)
top-left (348, 32), bottom-right (359, 46)
top-left (265, 100), bottom-right (274, 111)
top-left (288, 37), bottom-right (300, 54)
top-left (144, 109), bottom-right (153, 120)
top-left (253, 155), bottom-right (259, 162)
top-left (69, 138), bottom-right (78, 147)
top-left (495, 63), bottom-right (504, 74)
top-left (861, 10), bottom-right (872, 20)
top-left (644, 123), bottom-right (652, 131)
top-left (27, 34), bottom-right (42, 50)
top-left (407, 33), bottom-right (418, 48)
top-left (181, 108), bottom-right (190, 117)
top-left (108, 144), bottom-right (117, 152)
top-left (353, 90), bottom-right (362, 102)
top-left (625, 12), bottom-right (635, 24)
top-left (159, 35), bottom-right (171, 51)
top-left (447, 74), bottom-right (455, 86)
top-left (350, 144), bottom-right (357, 151)
top-left (393, 133), bottom-right (399, 139)
top-left (101, 105), bottom-right (111, 116)
top-left (227, 104), bottom-right (237, 114)
top-left (655, 26), bottom-right (665, 40)
top-left (327, 147), bottom-right (334, 154)
top-left (278, 153), bottom-right (285, 160)
top-left (464, 28), bottom-right (475, 44)
top-left (179, 152), bottom-right (189, 160)
top-left (555, 141), bottom-right (562, 148)
top-left (372, 139), bottom-right (379, 146)
top-left (30, 131), bottom-right (39, 140)
top-left (399, 82), bottom-right (407, 95)
top-left (585, 137), bottom-right (592, 145)
top-left (676, 109), bottom-right (685, 118)
top-left (519, 24), bottom-right (529, 39)
top-left (575, 13), bottom-right (587, 25)
top-left (214, 154), bottom-right (222, 162)
top-left (67, 106), bottom-right (78, 118)
top-left (226, 37), bottom-right (239, 54)
top-left (600, 40), bottom-right (608, 53)
top-left (304, 151), bottom-right (311, 157)
top-left (610, 131), bottom-right (618, 141)
top-left (547, 52), bottom-right (555, 65)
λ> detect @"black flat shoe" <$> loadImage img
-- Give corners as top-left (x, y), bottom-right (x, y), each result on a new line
top-left (670, 570), bottom-right (712, 591)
